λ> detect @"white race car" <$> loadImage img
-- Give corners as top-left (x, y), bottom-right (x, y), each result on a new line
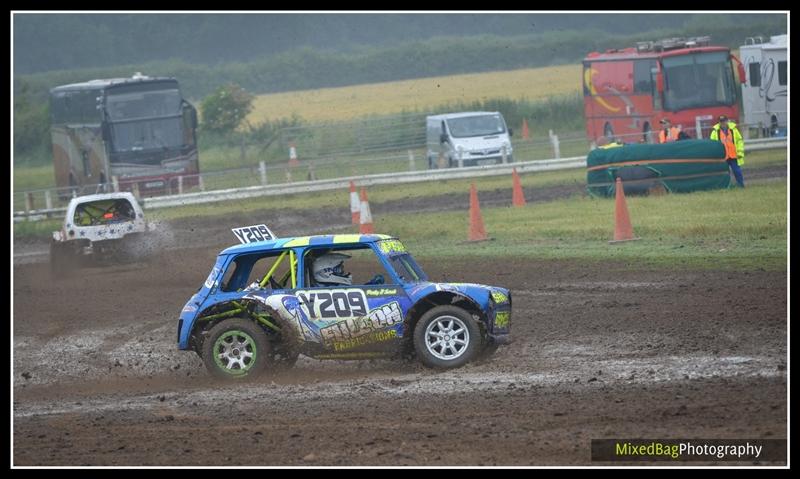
top-left (50, 192), bottom-right (155, 275)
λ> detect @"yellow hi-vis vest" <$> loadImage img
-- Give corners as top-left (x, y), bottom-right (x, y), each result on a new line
top-left (710, 122), bottom-right (745, 165)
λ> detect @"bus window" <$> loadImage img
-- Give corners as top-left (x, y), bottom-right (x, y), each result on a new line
top-left (182, 107), bottom-right (196, 147)
top-left (634, 60), bottom-right (656, 93)
top-left (748, 62), bottom-right (761, 87)
top-left (662, 52), bottom-right (736, 111)
top-left (650, 66), bottom-right (662, 110)
top-left (778, 61), bottom-right (786, 86)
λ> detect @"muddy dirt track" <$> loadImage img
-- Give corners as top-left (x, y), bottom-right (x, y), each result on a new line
top-left (13, 233), bottom-right (787, 465)
top-left (12, 166), bottom-right (788, 465)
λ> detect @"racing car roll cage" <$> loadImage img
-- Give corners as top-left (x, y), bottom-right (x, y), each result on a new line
top-left (74, 199), bottom-right (136, 226)
top-left (193, 249), bottom-right (300, 339)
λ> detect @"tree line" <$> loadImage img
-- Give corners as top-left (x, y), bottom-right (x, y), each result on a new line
top-left (15, 13), bottom-right (721, 74)
top-left (13, 16), bottom-right (786, 164)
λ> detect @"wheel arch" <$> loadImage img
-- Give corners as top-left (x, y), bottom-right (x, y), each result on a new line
top-left (403, 292), bottom-right (488, 350)
top-left (189, 298), bottom-right (279, 354)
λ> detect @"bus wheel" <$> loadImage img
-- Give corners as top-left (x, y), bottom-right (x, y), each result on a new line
top-left (643, 123), bottom-right (653, 143)
top-left (604, 122), bottom-right (614, 139)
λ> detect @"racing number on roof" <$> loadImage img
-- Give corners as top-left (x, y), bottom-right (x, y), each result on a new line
top-left (231, 224), bottom-right (274, 244)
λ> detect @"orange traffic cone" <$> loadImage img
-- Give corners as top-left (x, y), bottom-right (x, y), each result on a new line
top-left (349, 181), bottom-right (360, 225)
top-left (512, 168), bottom-right (526, 207)
top-left (522, 118), bottom-right (530, 140)
top-left (468, 183), bottom-right (488, 242)
top-left (359, 187), bottom-right (374, 234)
top-left (609, 178), bottom-right (640, 243)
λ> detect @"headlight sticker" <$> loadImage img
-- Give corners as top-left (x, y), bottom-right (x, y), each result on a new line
top-left (491, 291), bottom-right (508, 304)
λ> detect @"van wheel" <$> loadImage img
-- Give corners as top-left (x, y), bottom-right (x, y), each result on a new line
top-left (201, 319), bottom-right (271, 380)
top-left (414, 305), bottom-right (480, 369)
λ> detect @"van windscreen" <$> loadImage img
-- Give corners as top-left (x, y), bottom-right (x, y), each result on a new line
top-left (446, 115), bottom-right (506, 138)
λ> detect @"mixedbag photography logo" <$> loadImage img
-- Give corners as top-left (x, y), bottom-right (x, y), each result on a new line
top-left (591, 439), bottom-right (786, 462)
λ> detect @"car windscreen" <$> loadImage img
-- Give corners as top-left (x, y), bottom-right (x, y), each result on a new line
top-left (446, 114), bottom-right (506, 138)
top-left (388, 253), bottom-right (428, 283)
top-left (73, 199), bottom-right (136, 226)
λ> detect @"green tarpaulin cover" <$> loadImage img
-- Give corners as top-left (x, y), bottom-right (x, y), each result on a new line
top-left (587, 139), bottom-right (730, 197)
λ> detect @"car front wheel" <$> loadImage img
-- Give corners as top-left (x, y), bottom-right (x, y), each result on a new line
top-left (201, 318), bottom-right (271, 380)
top-left (413, 305), bottom-right (480, 369)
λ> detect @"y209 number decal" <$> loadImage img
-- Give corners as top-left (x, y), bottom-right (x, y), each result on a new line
top-left (231, 224), bottom-right (274, 244)
top-left (296, 289), bottom-right (368, 319)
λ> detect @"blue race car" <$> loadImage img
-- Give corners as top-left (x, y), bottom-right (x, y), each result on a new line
top-left (177, 225), bottom-right (511, 379)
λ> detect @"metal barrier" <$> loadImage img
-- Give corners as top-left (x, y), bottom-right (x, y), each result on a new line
top-left (14, 136), bottom-right (787, 221)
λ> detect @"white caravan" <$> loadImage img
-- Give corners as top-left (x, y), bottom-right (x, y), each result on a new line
top-left (740, 34), bottom-right (787, 136)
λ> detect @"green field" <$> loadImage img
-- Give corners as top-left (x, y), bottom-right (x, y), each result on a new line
top-left (378, 182), bottom-right (786, 270)
top-left (104, 149), bottom-right (795, 222)
top-left (13, 133), bottom-right (589, 194)
top-left (14, 63), bottom-right (587, 192)
top-left (247, 65), bottom-right (581, 124)
top-left (13, 164), bottom-right (55, 191)
top-left (15, 149), bottom-right (787, 272)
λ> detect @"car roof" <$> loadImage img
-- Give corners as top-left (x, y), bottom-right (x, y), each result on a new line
top-left (427, 112), bottom-right (501, 121)
top-left (220, 233), bottom-right (396, 255)
top-left (68, 192), bottom-right (139, 206)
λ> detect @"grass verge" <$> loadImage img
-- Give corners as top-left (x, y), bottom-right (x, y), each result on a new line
top-left (379, 182), bottom-right (787, 271)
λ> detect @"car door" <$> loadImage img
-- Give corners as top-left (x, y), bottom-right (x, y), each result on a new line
top-left (295, 244), bottom-right (410, 353)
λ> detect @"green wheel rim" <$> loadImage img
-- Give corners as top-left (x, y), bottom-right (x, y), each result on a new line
top-left (213, 330), bottom-right (258, 376)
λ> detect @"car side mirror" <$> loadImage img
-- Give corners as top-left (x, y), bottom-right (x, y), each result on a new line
top-left (656, 71), bottom-right (664, 93)
top-left (508, 127), bottom-right (513, 137)
top-left (440, 133), bottom-right (448, 144)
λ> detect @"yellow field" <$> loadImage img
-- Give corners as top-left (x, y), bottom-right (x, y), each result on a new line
top-left (247, 64), bottom-right (582, 124)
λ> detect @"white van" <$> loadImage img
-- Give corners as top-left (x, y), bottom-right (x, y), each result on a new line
top-left (426, 112), bottom-right (513, 169)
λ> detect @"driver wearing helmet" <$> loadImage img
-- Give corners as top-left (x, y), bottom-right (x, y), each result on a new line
top-left (313, 252), bottom-right (384, 287)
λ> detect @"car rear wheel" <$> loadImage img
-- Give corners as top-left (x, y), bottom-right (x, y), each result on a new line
top-left (414, 305), bottom-right (480, 369)
top-left (202, 319), bottom-right (271, 380)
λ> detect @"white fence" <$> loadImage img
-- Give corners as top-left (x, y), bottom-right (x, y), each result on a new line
top-left (14, 136), bottom-right (787, 222)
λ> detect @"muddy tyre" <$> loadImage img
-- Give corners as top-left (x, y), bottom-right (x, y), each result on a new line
top-left (201, 319), bottom-right (271, 380)
top-left (414, 305), bottom-right (480, 369)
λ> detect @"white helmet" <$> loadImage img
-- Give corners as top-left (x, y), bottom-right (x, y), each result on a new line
top-left (313, 253), bottom-right (352, 286)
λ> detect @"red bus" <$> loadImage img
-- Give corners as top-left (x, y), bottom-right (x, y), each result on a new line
top-left (583, 36), bottom-right (746, 144)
